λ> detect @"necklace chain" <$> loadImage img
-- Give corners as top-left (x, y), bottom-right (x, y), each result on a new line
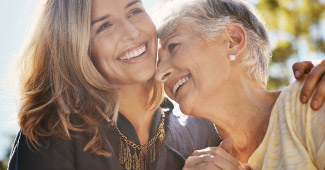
top-left (109, 112), bottom-right (165, 150)
top-left (103, 110), bottom-right (166, 170)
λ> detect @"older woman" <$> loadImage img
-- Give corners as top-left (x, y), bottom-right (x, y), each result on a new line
top-left (154, 0), bottom-right (325, 169)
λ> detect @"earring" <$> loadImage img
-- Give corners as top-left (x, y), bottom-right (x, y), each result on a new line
top-left (229, 55), bottom-right (236, 61)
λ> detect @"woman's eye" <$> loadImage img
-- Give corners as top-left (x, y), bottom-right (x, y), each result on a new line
top-left (129, 9), bottom-right (143, 17)
top-left (96, 22), bottom-right (112, 34)
top-left (168, 43), bottom-right (178, 52)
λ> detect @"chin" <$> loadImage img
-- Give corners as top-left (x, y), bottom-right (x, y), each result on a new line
top-left (136, 69), bottom-right (155, 82)
top-left (178, 97), bottom-right (204, 118)
top-left (179, 101), bottom-right (194, 117)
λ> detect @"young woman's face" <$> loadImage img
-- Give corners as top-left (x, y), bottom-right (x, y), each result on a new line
top-left (90, 0), bottom-right (157, 86)
top-left (155, 26), bottom-right (231, 115)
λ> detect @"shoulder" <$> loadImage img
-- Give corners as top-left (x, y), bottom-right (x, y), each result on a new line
top-left (8, 130), bottom-right (76, 170)
top-left (275, 79), bottom-right (325, 128)
top-left (277, 79), bottom-right (325, 117)
top-left (164, 109), bottom-right (221, 158)
top-left (161, 97), bottom-right (219, 137)
top-left (274, 79), bottom-right (325, 166)
top-left (168, 109), bottom-right (218, 136)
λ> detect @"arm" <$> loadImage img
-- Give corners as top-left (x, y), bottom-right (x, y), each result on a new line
top-left (292, 60), bottom-right (325, 110)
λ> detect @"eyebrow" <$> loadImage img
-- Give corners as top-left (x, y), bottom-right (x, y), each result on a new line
top-left (91, 0), bottom-right (141, 26)
top-left (126, 0), bottom-right (142, 8)
top-left (162, 34), bottom-right (177, 49)
top-left (91, 15), bottom-right (110, 26)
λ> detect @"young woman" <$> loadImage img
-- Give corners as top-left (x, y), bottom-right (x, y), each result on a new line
top-left (154, 0), bottom-right (325, 169)
top-left (8, 0), bottom-right (220, 170)
top-left (8, 0), bottom-right (323, 170)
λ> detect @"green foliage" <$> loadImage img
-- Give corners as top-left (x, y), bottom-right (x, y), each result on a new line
top-left (255, 0), bottom-right (325, 90)
top-left (271, 41), bottom-right (296, 62)
top-left (267, 76), bottom-right (290, 90)
top-left (0, 160), bottom-right (7, 170)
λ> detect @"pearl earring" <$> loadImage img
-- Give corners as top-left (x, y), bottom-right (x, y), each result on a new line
top-left (229, 55), bottom-right (236, 61)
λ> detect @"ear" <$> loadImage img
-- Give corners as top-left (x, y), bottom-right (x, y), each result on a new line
top-left (225, 24), bottom-right (247, 58)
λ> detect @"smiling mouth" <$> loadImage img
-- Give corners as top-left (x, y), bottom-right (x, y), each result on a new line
top-left (172, 74), bottom-right (191, 95)
top-left (118, 44), bottom-right (147, 60)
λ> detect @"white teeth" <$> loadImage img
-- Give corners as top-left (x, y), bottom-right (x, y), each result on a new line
top-left (172, 75), bottom-right (190, 95)
top-left (119, 44), bottom-right (146, 60)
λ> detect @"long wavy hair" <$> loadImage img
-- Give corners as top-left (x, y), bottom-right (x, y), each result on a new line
top-left (17, 0), bottom-right (163, 156)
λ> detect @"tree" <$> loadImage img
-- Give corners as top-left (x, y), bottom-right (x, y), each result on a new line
top-left (254, 0), bottom-right (325, 90)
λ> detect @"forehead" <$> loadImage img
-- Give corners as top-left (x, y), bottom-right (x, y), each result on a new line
top-left (159, 26), bottom-right (199, 47)
top-left (91, 0), bottom-right (140, 18)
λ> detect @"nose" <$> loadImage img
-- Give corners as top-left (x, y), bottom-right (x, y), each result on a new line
top-left (155, 57), bottom-right (173, 84)
top-left (121, 20), bottom-right (139, 41)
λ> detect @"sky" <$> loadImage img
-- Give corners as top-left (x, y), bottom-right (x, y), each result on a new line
top-left (0, 0), bottom-right (323, 161)
top-left (0, 0), bottom-right (40, 160)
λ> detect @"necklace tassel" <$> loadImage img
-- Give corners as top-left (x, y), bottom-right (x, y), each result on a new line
top-left (113, 112), bottom-right (165, 170)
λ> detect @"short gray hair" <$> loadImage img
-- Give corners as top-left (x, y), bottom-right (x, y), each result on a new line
top-left (153, 0), bottom-right (272, 86)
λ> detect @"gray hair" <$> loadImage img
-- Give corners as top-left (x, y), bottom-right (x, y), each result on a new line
top-left (153, 0), bottom-right (272, 86)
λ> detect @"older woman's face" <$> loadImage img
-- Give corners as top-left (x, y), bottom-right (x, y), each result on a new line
top-left (155, 26), bottom-right (232, 115)
top-left (90, 0), bottom-right (157, 85)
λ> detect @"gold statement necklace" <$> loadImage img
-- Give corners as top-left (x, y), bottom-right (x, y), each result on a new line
top-left (108, 112), bottom-right (165, 170)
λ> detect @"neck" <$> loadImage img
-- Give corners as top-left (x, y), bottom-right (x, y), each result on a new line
top-left (197, 78), bottom-right (280, 163)
top-left (118, 83), bottom-right (156, 145)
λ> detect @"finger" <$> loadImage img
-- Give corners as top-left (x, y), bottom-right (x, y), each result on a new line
top-left (210, 154), bottom-right (240, 170)
top-left (219, 138), bottom-right (233, 154)
top-left (237, 164), bottom-right (246, 170)
top-left (193, 163), bottom-right (222, 170)
top-left (310, 74), bottom-right (325, 110)
top-left (243, 164), bottom-right (252, 170)
top-left (192, 147), bottom-right (238, 166)
top-left (184, 154), bottom-right (214, 167)
top-left (300, 60), bottom-right (325, 104)
top-left (292, 61), bottom-right (314, 79)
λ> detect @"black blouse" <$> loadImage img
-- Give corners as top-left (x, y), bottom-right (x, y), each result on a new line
top-left (8, 100), bottom-right (221, 170)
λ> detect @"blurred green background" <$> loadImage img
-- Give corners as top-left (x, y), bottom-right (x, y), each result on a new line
top-left (258, 0), bottom-right (325, 90)
top-left (0, 0), bottom-right (324, 169)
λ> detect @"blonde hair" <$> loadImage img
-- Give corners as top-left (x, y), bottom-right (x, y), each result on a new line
top-left (154, 0), bottom-right (271, 86)
top-left (17, 0), bottom-right (163, 156)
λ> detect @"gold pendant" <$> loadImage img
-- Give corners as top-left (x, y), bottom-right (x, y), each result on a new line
top-left (114, 111), bottom-right (166, 170)
top-left (118, 138), bottom-right (125, 164)
top-left (157, 128), bottom-right (165, 157)
top-left (139, 150), bottom-right (146, 170)
top-left (133, 148), bottom-right (140, 170)
top-left (125, 144), bottom-right (132, 170)
top-left (150, 142), bottom-right (156, 163)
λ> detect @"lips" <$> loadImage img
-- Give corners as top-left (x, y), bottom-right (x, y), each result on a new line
top-left (171, 74), bottom-right (190, 95)
top-left (118, 43), bottom-right (147, 60)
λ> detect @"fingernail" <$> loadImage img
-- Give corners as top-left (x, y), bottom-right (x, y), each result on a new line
top-left (301, 95), bottom-right (307, 103)
top-left (311, 100), bottom-right (319, 109)
top-left (295, 70), bottom-right (301, 77)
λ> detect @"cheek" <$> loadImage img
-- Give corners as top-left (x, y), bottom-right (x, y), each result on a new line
top-left (195, 66), bottom-right (230, 106)
top-left (90, 41), bottom-right (116, 76)
top-left (137, 14), bottom-right (157, 39)
top-left (185, 57), bottom-right (229, 107)
top-left (91, 36), bottom-right (116, 62)
top-left (144, 16), bottom-right (157, 36)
